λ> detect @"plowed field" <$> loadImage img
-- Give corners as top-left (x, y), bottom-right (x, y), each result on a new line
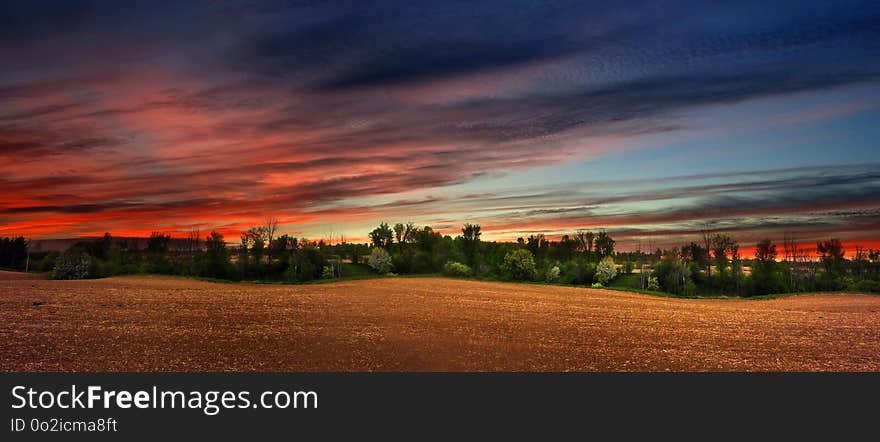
top-left (2, 272), bottom-right (878, 371)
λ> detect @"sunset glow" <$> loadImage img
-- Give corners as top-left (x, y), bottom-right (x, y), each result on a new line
top-left (2, 1), bottom-right (879, 252)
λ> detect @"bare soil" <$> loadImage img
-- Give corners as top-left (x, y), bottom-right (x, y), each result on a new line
top-left (1, 272), bottom-right (878, 371)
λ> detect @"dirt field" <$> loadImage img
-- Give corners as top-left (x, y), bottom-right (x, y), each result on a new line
top-left (1, 271), bottom-right (878, 371)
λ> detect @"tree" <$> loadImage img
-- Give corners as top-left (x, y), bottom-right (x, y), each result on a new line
top-left (0, 236), bottom-right (28, 269)
top-left (461, 223), bottom-right (482, 267)
top-left (710, 234), bottom-right (735, 281)
top-left (202, 231), bottom-right (228, 278)
top-left (393, 223), bottom-right (405, 251)
top-left (783, 234), bottom-right (810, 292)
top-left (750, 239), bottom-right (781, 295)
top-left (24, 237), bottom-right (32, 272)
top-left (574, 230), bottom-right (594, 257)
top-left (817, 238), bottom-right (845, 272)
top-left (238, 233), bottom-right (250, 277)
top-left (595, 257), bottom-right (617, 285)
top-left (554, 234), bottom-right (578, 261)
top-left (501, 249), bottom-right (536, 281)
top-left (526, 234), bottom-right (547, 261)
top-left (97, 232), bottom-right (113, 260)
top-left (414, 226), bottom-right (441, 253)
top-left (286, 239), bottom-right (326, 281)
top-left (653, 249), bottom-right (694, 295)
top-left (244, 226), bottom-right (269, 270)
top-left (182, 227), bottom-right (201, 275)
top-left (817, 238), bottom-right (846, 289)
top-left (701, 224), bottom-right (714, 279)
top-left (369, 222), bottom-right (394, 249)
top-left (683, 242), bottom-right (707, 267)
top-left (594, 230), bottom-right (615, 259)
top-left (367, 247), bottom-right (394, 274)
top-left (264, 217), bottom-right (278, 264)
top-left (730, 242), bottom-right (743, 294)
top-left (755, 238), bottom-right (777, 263)
top-left (146, 232), bottom-right (172, 273)
top-left (147, 232), bottom-right (171, 255)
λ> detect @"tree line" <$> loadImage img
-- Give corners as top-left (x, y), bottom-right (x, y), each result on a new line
top-left (1, 222), bottom-right (878, 297)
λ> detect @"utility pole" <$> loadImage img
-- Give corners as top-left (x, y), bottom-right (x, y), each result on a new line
top-left (25, 237), bottom-right (31, 272)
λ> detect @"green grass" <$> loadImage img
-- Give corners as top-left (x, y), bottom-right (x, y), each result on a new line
top-left (603, 272), bottom-right (812, 299)
top-left (604, 285), bottom-right (735, 299)
top-left (609, 273), bottom-right (640, 289)
top-left (183, 263), bottom-right (439, 286)
top-left (340, 263), bottom-right (375, 278)
top-left (99, 269), bottom-right (880, 300)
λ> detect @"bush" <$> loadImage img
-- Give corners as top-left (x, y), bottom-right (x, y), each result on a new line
top-left (559, 260), bottom-right (596, 285)
top-left (545, 265), bottom-right (561, 283)
top-left (748, 260), bottom-right (785, 296)
top-left (442, 261), bottom-right (472, 277)
top-left (647, 276), bottom-right (660, 291)
top-left (501, 249), bottom-right (537, 281)
top-left (559, 261), bottom-right (579, 284)
top-left (595, 257), bottom-right (617, 285)
top-left (623, 261), bottom-right (634, 274)
top-left (367, 247), bottom-right (394, 274)
top-left (654, 256), bottom-right (692, 295)
top-left (591, 282), bottom-right (604, 288)
top-left (36, 253), bottom-right (59, 272)
top-left (855, 280), bottom-right (880, 293)
top-left (816, 270), bottom-right (846, 291)
top-left (321, 265), bottom-right (336, 279)
top-left (51, 252), bottom-right (91, 280)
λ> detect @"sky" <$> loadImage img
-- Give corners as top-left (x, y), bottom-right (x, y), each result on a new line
top-left (1, 0), bottom-right (879, 252)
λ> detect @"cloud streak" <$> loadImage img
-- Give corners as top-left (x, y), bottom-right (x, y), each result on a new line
top-left (0, 0), bottom-right (879, 248)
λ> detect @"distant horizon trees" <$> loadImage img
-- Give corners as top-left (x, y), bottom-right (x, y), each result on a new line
top-left (0, 236), bottom-right (28, 269)
top-left (2, 222), bottom-right (879, 297)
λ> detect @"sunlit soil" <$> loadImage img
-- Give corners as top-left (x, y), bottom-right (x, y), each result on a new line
top-left (1, 271), bottom-right (878, 371)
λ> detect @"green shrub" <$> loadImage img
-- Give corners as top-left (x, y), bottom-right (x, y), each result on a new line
top-left (653, 255), bottom-right (692, 295)
top-left (559, 260), bottom-right (596, 285)
top-left (442, 261), bottom-right (472, 277)
top-left (559, 261), bottom-right (578, 284)
top-left (647, 276), bottom-right (660, 291)
top-left (748, 259), bottom-right (785, 296)
top-left (581, 262), bottom-right (597, 285)
top-left (321, 265), bottom-right (336, 279)
top-left (501, 249), bottom-right (537, 281)
top-left (855, 280), bottom-right (880, 293)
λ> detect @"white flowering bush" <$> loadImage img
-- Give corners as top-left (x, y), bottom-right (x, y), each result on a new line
top-left (596, 257), bottom-right (617, 285)
top-left (51, 252), bottom-right (91, 280)
top-left (367, 247), bottom-right (394, 274)
top-left (545, 265), bottom-right (561, 283)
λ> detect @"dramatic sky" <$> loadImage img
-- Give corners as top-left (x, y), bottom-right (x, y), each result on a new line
top-left (2, 0), bottom-right (880, 251)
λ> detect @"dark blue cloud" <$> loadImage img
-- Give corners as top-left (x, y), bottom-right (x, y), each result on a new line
top-left (226, 0), bottom-right (880, 94)
top-left (2, 0), bottom-right (880, 240)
